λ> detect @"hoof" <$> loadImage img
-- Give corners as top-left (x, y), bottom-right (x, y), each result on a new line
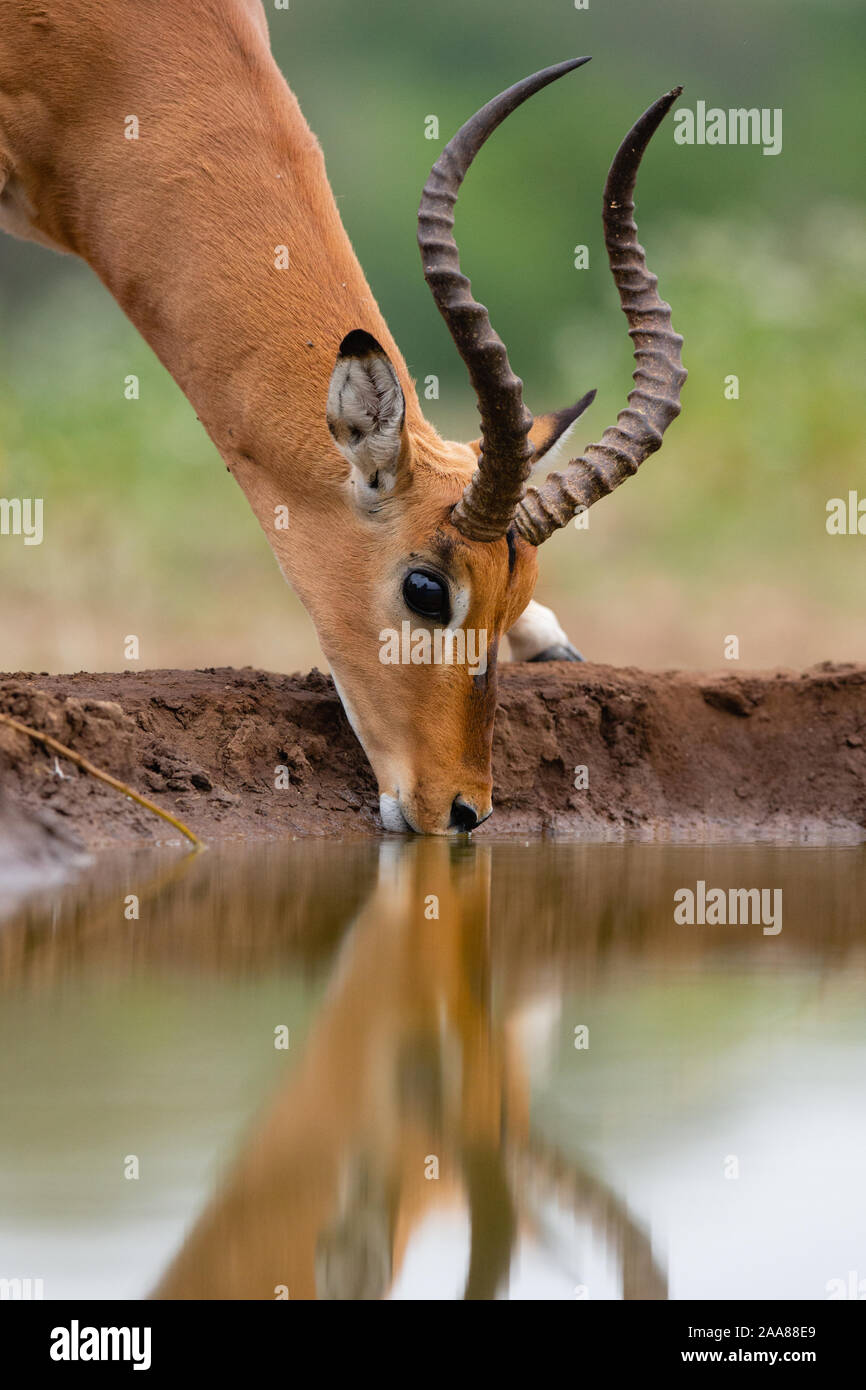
top-left (528, 642), bottom-right (585, 663)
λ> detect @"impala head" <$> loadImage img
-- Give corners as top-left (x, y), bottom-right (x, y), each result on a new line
top-left (319, 59), bottom-right (686, 835)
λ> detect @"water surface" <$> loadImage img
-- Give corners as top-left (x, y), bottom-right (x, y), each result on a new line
top-left (1, 838), bottom-right (864, 1300)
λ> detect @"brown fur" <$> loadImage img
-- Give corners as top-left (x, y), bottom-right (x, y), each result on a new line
top-left (0, 0), bottom-right (540, 831)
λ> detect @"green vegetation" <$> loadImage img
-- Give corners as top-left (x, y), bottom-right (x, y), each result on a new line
top-left (1, 0), bottom-right (863, 672)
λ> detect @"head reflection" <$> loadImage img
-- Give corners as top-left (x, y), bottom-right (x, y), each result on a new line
top-left (153, 839), bottom-right (665, 1301)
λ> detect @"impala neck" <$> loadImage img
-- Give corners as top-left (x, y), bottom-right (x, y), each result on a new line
top-left (6, 2), bottom-right (429, 527)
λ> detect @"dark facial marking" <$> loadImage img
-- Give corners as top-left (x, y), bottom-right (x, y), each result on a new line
top-left (430, 530), bottom-right (458, 567)
top-left (472, 637), bottom-right (498, 694)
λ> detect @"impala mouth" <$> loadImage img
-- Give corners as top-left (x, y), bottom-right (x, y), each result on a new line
top-left (378, 793), bottom-right (415, 833)
top-left (378, 792), bottom-right (491, 835)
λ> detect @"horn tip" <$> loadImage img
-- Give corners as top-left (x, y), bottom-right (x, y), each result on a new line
top-left (645, 85), bottom-right (684, 124)
top-left (538, 56), bottom-right (591, 85)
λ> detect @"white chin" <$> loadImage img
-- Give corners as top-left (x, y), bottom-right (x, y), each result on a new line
top-left (379, 794), bottom-right (412, 832)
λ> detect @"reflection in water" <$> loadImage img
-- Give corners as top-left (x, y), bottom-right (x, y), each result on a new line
top-left (0, 839), bottom-right (864, 1300)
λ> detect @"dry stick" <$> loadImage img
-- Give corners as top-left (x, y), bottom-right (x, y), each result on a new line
top-left (0, 712), bottom-right (205, 849)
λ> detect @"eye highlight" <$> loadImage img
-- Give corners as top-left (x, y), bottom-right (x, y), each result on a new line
top-left (402, 570), bottom-right (450, 623)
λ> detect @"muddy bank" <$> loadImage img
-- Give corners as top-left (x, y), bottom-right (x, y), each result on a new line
top-left (0, 663), bottom-right (864, 848)
top-left (0, 787), bottom-right (89, 913)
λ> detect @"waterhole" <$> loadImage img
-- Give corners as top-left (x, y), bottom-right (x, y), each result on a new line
top-left (1, 838), bottom-right (863, 1300)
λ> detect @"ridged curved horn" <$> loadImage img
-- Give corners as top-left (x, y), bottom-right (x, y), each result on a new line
top-left (514, 88), bottom-right (687, 546)
top-left (418, 58), bottom-right (591, 544)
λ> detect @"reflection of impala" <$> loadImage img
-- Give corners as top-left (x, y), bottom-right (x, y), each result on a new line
top-left (154, 841), bottom-right (666, 1300)
top-left (0, 3), bottom-right (685, 831)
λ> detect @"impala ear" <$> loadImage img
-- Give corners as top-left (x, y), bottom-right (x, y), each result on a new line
top-left (327, 330), bottom-right (407, 509)
top-left (528, 389), bottom-right (597, 463)
top-left (465, 389), bottom-right (597, 469)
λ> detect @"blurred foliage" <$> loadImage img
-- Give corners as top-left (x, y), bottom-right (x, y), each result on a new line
top-left (0, 0), bottom-right (864, 672)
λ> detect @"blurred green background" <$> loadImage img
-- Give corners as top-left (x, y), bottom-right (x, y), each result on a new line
top-left (1, 0), bottom-right (863, 674)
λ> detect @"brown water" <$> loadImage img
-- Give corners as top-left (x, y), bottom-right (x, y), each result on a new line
top-left (0, 838), bottom-right (864, 1301)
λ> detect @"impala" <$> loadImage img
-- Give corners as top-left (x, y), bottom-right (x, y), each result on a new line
top-left (154, 840), bottom-right (666, 1300)
top-left (0, 1), bottom-right (686, 834)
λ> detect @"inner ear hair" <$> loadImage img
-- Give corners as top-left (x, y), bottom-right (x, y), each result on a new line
top-left (326, 330), bottom-right (406, 496)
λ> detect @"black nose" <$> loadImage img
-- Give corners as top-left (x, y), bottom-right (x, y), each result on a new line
top-left (449, 797), bottom-right (480, 832)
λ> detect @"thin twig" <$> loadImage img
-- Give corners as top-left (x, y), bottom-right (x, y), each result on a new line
top-left (0, 712), bottom-right (205, 849)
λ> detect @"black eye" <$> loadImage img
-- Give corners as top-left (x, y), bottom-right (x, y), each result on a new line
top-left (402, 570), bottom-right (450, 622)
